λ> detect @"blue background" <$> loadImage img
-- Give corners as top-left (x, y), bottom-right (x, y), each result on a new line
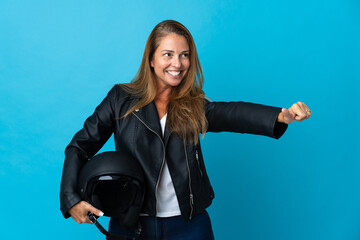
top-left (1, 0), bottom-right (359, 239)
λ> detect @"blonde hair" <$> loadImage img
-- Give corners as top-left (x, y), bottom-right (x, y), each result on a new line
top-left (121, 20), bottom-right (207, 144)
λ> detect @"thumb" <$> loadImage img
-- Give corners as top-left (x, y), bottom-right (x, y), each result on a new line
top-left (282, 108), bottom-right (291, 118)
top-left (282, 108), bottom-right (295, 124)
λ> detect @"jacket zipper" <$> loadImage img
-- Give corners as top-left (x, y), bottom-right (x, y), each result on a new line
top-left (132, 112), bottom-right (166, 216)
top-left (195, 150), bottom-right (203, 177)
top-left (183, 142), bottom-right (194, 220)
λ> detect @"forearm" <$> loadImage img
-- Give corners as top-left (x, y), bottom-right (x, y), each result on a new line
top-left (206, 101), bottom-right (287, 139)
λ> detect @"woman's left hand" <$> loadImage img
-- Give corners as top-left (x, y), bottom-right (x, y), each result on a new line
top-left (277, 102), bottom-right (312, 124)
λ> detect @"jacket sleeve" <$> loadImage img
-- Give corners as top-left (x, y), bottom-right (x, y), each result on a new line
top-left (60, 85), bottom-right (118, 218)
top-left (205, 101), bottom-right (288, 139)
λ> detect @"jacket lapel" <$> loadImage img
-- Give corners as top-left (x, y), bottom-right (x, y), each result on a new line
top-left (163, 124), bottom-right (172, 146)
top-left (132, 101), bottom-right (163, 139)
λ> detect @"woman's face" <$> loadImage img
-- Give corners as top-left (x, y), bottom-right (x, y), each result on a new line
top-left (151, 33), bottom-right (190, 91)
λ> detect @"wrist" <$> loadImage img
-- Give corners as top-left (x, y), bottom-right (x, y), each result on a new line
top-left (277, 112), bottom-right (284, 123)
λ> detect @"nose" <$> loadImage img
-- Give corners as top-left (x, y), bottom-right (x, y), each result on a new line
top-left (171, 55), bottom-right (181, 68)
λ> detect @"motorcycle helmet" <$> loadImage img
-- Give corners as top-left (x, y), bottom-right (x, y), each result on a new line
top-left (78, 151), bottom-right (145, 229)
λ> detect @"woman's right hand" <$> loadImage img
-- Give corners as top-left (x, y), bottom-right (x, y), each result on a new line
top-left (68, 201), bottom-right (104, 224)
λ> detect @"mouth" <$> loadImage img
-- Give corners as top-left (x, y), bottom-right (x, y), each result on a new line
top-left (166, 70), bottom-right (181, 77)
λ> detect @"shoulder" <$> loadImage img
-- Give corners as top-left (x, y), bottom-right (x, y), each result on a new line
top-left (107, 84), bottom-right (141, 114)
top-left (106, 84), bottom-right (137, 102)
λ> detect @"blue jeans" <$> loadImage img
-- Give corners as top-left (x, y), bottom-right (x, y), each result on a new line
top-left (109, 211), bottom-right (215, 240)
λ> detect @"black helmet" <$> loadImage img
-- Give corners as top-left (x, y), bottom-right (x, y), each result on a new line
top-left (78, 151), bottom-right (145, 230)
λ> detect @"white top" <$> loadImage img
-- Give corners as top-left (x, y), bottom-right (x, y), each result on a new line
top-left (156, 114), bottom-right (182, 217)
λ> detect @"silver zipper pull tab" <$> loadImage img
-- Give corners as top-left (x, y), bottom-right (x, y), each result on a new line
top-left (195, 150), bottom-right (203, 177)
top-left (189, 193), bottom-right (194, 220)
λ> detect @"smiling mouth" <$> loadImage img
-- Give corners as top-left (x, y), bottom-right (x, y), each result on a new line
top-left (166, 70), bottom-right (181, 76)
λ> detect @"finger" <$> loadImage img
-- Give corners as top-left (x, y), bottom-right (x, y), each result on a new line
top-left (72, 215), bottom-right (92, 224)
top-left (83, 216), bottom-right (95, 224)
top-left (72, 216), bottom-right (82, 224)
top-left (297, 102), bottom-right (312, 119)
top-left (69, 201), bottom-right (99, 224)
top-left (87, 205), bottom-right (104, 217)
top-left (73, 215), bottom-right (93, 224)
top-left (291, 103), bottom-right (307, 121)
top-left (302, 103), bottom-right (312, 119)
top-left (298, 102), bottom-right (308, 114)
top-left (306, 110), bottom-right (312, 118)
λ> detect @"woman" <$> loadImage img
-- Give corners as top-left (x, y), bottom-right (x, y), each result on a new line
top-left (60, 20), bottom-right (311, 239)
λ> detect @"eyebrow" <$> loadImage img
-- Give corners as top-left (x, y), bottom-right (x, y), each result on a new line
top-left (161, 50), bottom-right (190, 53)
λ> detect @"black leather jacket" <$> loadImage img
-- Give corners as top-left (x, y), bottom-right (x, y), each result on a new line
top-left (60, 84), bottom-right (287, 220)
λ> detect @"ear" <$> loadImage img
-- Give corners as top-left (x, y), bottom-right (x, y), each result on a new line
top-left (150, 59), bottom-right (154, 68)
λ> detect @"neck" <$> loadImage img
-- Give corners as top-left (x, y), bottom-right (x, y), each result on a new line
top-left (155, 86), bottom-right (171, 103)
top-left (154, 86), bottom-right (171, 119)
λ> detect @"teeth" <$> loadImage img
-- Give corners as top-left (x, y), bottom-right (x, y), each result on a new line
top-left (167, 71), bottom-right (180, 76)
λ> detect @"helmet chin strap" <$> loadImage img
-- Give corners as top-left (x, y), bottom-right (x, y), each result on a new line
top-left (88, 212), bottom-right (141, 240)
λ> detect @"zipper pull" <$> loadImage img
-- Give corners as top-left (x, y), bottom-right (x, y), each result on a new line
top-left (195, 150), bottom-right (203, 177)
top-left (188, 194), bottom-right (194, 220)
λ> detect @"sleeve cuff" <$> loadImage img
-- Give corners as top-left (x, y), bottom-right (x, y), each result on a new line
top-left (273, 121), bottom-right (288, 139)
top-left (60, 195), bottom-right (82, 219)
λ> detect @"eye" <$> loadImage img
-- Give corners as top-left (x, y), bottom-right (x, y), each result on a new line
top-left (163, 53), bottom-right (171, 57)
top-left (181, 53), bottom-right (189, 58)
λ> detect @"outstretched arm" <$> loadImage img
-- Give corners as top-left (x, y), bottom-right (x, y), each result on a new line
top-left (206, 101), bottom-right (288, 139)
top-left (277, 101), bottom-right (312, 124)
